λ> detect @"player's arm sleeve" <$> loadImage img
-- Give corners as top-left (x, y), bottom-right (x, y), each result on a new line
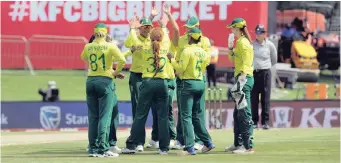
top-left (205, 51), bottom-right (211, 66)
top-left (269, 42), bottom-right (278, 66)
top-left (124, 29), bottom-right (139, 48)
top-left (171, 49), bottom-right (189, 73)
top-left (123, 50), bottom-right (132, 58)
top-left (80, 45), bottom-right (87, 62)
top-left (170, 43), bottom-right (178, 60)
top-left (203, 37), bottom-right (212, 54)
top-left (111, 44), bottom-right (126, 72)
top-left (239, 43), bottom-right (252, 73)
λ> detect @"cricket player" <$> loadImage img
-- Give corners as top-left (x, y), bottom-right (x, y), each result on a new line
top-left (173, 16), bottom-right (211, 150)
top-left (124, 9), bottom-right (158, 151)
top-left (86, 33), bottom-right (128, 154)
top-left (225, 18), bottom-right (255, 154)
top-left (81, 23), bottom-right (126, 157)
top-left (168, 27), bottom-right (214, 155)
top-left (122, 16), bottom-right (172, 155)
top-left (146, 4), bottom-right (180, 150)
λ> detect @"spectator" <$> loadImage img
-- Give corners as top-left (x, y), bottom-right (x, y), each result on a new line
top-left (280, 23), bottom-right (297, 40)
top-left (251, 24), bottom-right (277, 130)
top-left (38, 81), bottom-right (59, 102)
top-left (206, 39), bottom-right (219, 88)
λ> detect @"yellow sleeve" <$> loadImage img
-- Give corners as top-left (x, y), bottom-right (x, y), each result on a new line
top-left (80, 44), bottom-right (87, 61)
top-left (239, 42), bottom-right (253, 73)
top-left (202, 37), bottom-right (212, 54)
top-left (170, 43), bottom-right (178, 60)
top-left (171, 49), bottom-right (190, 74)
top-left (204, 51), bottom-right (210, 67)
top-left (110, 44), bottom-right (126, 72)
top-left (123, 50), bottom-right (132, 58)
top-left (124, 29), bottom-right (139, 48)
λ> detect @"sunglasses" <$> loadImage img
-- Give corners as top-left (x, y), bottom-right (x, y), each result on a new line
top-left (141, 25), bottom-right (152, 29)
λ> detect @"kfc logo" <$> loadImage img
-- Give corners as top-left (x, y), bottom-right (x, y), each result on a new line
top-left (271, 107), bottom-right (294, 128)
top-left (299, 107), bottom-right (340, 128)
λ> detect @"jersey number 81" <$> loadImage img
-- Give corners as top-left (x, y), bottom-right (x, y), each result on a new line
top-left (89, 53), bottom-right (105, 71)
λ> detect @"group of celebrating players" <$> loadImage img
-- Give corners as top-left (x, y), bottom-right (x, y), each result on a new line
top-left (81, 4), bottom-right (255, 158)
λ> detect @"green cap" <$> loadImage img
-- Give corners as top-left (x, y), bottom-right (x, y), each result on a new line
top-left (188, 27), bottom-right (202, 40)
top-left (183, 16), bottom-right (200, 28)
top-left (226, 18), bottom-right (247, 28)
top-left (95, 23), bottom-right (107, 29)
top-left (94, 23), bottom-right (108, 34)
top-left (140, 18), bottom-right (153, 26)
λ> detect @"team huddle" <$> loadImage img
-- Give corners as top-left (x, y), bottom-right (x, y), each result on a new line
top-left (81, 4), bottom-right (255, 158)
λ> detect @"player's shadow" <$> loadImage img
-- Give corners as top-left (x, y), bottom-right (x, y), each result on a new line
top-left (2, 148), bottom-right (237, 158)
top-left (3, 148), bottom-right (90, 158)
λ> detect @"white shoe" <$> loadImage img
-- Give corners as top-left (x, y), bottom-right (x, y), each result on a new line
top-left (136, 145), bottom-right (144, 152)
top-left (121, 148), bottom-right (136, 154)
top-left (97, 151), bottom-right (119, 157)
top-left (225, 145), bottom-right (243, 152)
top-left (169, 140), bottom-right (176, 149)
top-left (110, 146), bottom-right (122, 154)
top-left (158, 149), bottom-right (168, 155)
top-left (194, 143), bottom-right (203, 151)
top-left (171, 140), bottom-right (184, 150)
top-left (146, 140), bottom-right (159, 149)
top-left (232, 146), bottom-right (254, 154)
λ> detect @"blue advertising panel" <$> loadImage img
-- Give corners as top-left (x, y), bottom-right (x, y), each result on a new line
top-left (1, 101), bottom-right (153, 129)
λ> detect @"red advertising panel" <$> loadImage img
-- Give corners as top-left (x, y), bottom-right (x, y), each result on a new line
top-left (1, 1), bottom-right (268, 69)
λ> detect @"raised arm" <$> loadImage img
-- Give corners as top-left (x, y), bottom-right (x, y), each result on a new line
top-left (149, 7), bottom-right (159, 22)
top-left (159, 14), bottom-right (170, 42)
top-left (163, 4), bottom-right (179, 47)
top-left (124, 16), bottom-right (141, 47)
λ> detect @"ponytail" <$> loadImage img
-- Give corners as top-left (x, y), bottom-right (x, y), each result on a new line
top-left (89, 34), bottom-right (95, 43)
top-left (152, 40), bottom-right (161, 76)
top-left (150, 27), bottom-right (164, 77)
top-left (241, 27), bottom-right (252, 43)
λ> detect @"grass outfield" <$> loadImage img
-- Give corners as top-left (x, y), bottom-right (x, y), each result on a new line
top-left (2, 128), bottom-right (340, 163)
top-left (1, 70), bottom-right (339, 101)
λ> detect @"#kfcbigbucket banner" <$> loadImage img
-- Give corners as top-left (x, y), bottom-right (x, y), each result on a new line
top-left (1, 100), bottom-right (339, 131)
top-left (1, 1), bottom-right (268, 69)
